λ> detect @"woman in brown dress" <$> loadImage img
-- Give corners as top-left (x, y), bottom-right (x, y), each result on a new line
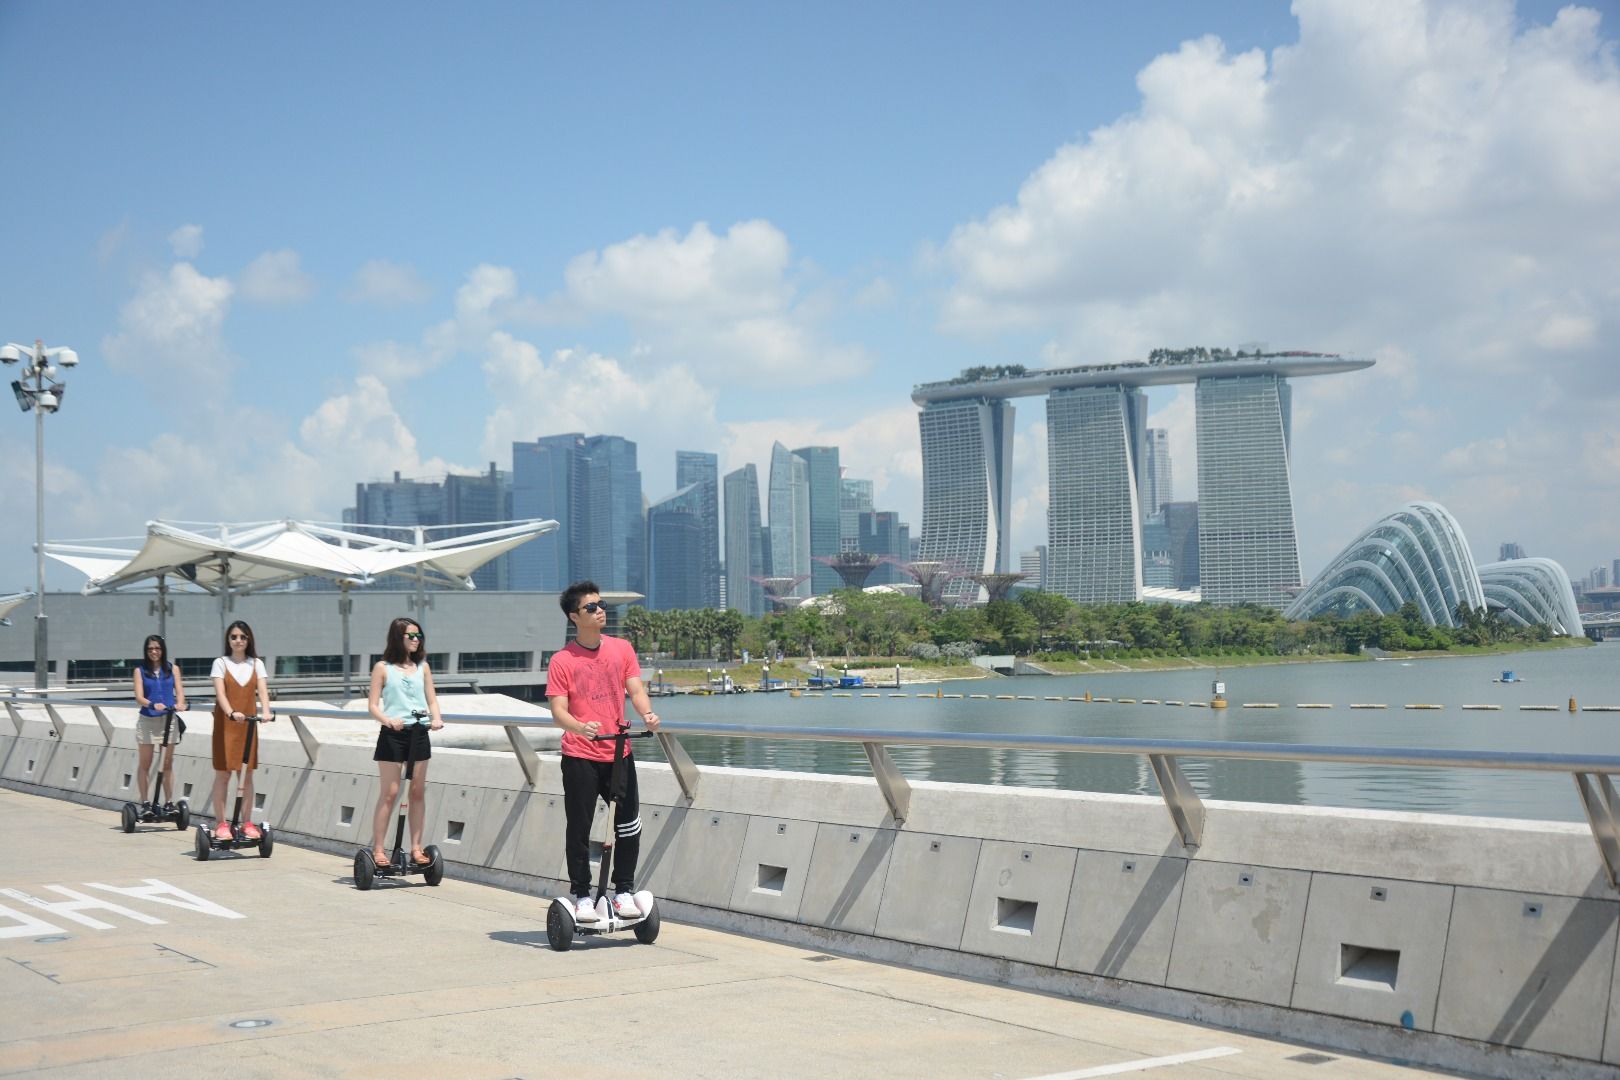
top-left (209, 620), bottom-right (274, 841)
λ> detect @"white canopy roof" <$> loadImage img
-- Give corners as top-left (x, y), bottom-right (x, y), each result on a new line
top-left (45, 519), bottom-right (557, 596)
top-left (0, 592), bottom-right (33, 621)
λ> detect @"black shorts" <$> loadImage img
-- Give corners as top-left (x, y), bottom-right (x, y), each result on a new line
top-left (373, 724), bottom-right (432, 764)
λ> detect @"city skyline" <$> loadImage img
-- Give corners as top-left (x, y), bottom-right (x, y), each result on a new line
top-left (2, 1), bottom-right (1615, 594)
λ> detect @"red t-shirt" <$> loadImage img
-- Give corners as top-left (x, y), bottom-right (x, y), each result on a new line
top-left (547, 635), bottom-right (642, 762)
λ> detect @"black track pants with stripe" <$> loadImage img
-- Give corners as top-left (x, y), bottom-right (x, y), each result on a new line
top-left (561, 753), bottom-right (642, 895)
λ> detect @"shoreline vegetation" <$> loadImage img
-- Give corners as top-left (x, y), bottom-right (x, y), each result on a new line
top-left (624, 591), bottom-right (1585, 687)
top-left (643, 637), bottom-right (1590, 689)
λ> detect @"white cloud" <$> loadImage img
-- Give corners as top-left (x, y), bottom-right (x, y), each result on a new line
top-left (239, 249), bottom-right (316, 305)
top-left (559, 220), bottom-right (873, 383)
top-left (102, 262), bottom-right (235, 381)
top-left (936, 0), bottom-right (1620, 574)
top-left (346, 259), bottom-right (432, 307)
top-left (720, 405), bottom-right (922, 517)
top-left (168, 224), bottom-right (204, 259)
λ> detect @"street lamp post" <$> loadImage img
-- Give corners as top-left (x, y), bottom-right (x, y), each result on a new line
top-left (3, 339), bottom-right (78, 689)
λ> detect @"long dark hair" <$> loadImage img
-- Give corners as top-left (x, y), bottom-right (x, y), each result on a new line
top-left (141, 634), bottom-right (169, 675)
top-left (222, 620), bottom-right (258, 660)
top-left (382, 616), bottom-right (425, 666)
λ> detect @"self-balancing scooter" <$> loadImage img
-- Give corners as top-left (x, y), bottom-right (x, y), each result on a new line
top-left (545, 727), bottom-right (661, 951)
top-left (194, 714), bottom-right (274, 860)
top-left (120, 708), bottom-right (191, 833)
top-left (353, 710), bottom-right (444, 890)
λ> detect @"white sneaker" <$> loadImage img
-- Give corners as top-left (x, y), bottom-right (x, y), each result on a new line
top-left (613, 892), bottom-right (641, 919)
top-left (573, 896), bottom-right (598, 923)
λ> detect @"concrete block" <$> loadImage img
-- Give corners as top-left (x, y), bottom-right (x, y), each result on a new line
top-left (504, 789), bottom-right (569, 881)
top-left (874, 832), bottom-right (979, 950)
top-left (289, 769), bottom-right (377, 845)
top-left (1, 737), bottom-right (55, 783)
top-left (423, 781), bottom-right (489, 864)
top-left (634, 802), bottom-right (685, 897)
top-left (959, 840), bottom-right (1077, 967)
top-left (1434, 886), bottom-right (1618, 1060)
top-left (1166, 862), bottom-right (1310, 1007)
top-left (38, 738), bottom-right (105, 794)
top-left (1291, 873), bottom-right (1453, 1028)
top-left (168, 749), bottom-right (219, 810)
top-left (663, 809), bottom-right (748, 908)
top-left (468, 786), bottom-right (547, 873)
top-left (798, 824), bottom-right (896, 935)
top-left (1057, 850), bottom-right (1186, 985)
top-left (730, 816), bottom-right (818, 920)
top-left (1607, 927), bottom-right (1620, 1066)
top-left (103, 747), bottom-right (144, 802)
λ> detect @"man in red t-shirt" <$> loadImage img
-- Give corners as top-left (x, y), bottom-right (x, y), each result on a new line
top-left (547, 581), bottom-right (660, 923)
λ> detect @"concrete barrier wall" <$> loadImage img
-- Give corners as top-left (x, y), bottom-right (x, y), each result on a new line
top-left (4, 704), bottom-right (1617, 1077)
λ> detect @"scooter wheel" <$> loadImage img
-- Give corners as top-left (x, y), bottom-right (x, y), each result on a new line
top-left (120, 802), bottom-right (138, 834)
top-left (353, 848), bottom-right (375, 891)
top-left (175, 800), bottom-right (190, 831)
top-left (257, 825), bottom-right (274, 858)
top-left (633, 899), bottom-right (661, 944)
top-left (422, 845), bottom-right (444, 886)
top-left (193, 824), bottom-right (211, 861)
top-left (546, 898), bottom-right (575, 952)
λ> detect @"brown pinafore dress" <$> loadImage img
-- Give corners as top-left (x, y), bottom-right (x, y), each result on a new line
top-left (212, 660), bottom-right (261, 771)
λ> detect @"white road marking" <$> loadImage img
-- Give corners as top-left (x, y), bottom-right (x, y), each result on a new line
top-left (1023, 1046), bottom-right (1242, 1079)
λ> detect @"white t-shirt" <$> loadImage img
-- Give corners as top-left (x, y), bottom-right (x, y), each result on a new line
top-left (211, 656), bottom-right (268, 686)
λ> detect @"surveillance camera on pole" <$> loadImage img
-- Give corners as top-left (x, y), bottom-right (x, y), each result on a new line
top-left (4, 338), bottom-right (81, 689)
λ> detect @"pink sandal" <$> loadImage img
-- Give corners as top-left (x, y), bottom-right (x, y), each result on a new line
top-left (214, 822), bottom-right (235, 841)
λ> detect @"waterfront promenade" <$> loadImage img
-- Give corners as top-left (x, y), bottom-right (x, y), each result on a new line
top-left (0, 787), bottom-right (1436, 1079)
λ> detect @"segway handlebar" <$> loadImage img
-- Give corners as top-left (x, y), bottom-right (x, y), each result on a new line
top-left (587, 728), bottom-right (655, 742)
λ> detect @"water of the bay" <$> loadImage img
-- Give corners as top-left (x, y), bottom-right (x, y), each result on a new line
top-left (642, 644), bottom-right (1617, 823)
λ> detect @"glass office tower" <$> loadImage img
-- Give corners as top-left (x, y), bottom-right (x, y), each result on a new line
top-left (723, 465), bottom-right (765, 616)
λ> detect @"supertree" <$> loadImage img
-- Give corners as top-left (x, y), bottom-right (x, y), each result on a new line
top-left (816, 552), bottom-right (883, 592)
top-left (750, 574), bottom-right (810, 611)
top-left (895, 560), bottom-right (958, 610)
top-left (969, 572), bottom-right (1027, 604)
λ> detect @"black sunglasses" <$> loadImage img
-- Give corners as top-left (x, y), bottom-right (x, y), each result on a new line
top-left (577, 601), bottom-right (605, 614)
top-left (404, 632), bottom-right (423, 640)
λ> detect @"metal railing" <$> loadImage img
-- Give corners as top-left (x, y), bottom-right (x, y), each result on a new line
top-left (7, 693), bottom-right (1620, 890)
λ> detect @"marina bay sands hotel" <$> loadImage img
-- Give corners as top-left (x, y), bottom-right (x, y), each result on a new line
top-left (912, 349), bottom-right (1374, 609)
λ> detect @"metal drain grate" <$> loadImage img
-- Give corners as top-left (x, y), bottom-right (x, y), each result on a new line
top-left (1286, 1052), bottom-right (1338, 1065)
top-left (803, 954), bottom-right (837, 962)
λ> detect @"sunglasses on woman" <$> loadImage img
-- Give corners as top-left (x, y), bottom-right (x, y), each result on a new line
top-left (405, 632), bottom-right (423, 640)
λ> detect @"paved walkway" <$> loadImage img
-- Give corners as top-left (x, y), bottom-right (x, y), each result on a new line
top-left (0, 788), bottom-right (1450, 1079)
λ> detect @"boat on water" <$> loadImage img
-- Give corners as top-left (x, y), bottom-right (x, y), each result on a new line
top-left (1493, 670), bottom-right (1524, 683)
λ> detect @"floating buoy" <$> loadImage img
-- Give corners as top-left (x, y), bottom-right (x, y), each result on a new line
top-left (1406, 704), bottom-right (1443, 710)
top-left (1298, 703), bottom-right (1332, 709)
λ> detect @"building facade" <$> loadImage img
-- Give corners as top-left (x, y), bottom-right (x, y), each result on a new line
top-left (675, 450), bottom-right (721, 609)
top-left (646, 484), bottom-right (705, 611)
top-left (1046, 385), bottom-right (1145, 604)
top-left (723, 465), bottom-right (765, 616)
top-left (916, 397), bottom-right (1014, 603)
top-left (1143, 427), bottom-right (1172, 518)
top-left (793, 446), bottom-right (842, 595)
top-left (1195, 374), bottom-right (1300, 609)
top-left (767, 442), bottom-right (811, 598)
top-left (511, 433), bottom-right (583, 592)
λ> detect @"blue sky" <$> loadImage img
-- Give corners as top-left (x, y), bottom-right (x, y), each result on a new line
top-left (1, 0), bottom-right (1615, 594)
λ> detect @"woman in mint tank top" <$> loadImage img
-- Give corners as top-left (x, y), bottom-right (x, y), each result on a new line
top-left (366, 617), bottom-right (444, 868)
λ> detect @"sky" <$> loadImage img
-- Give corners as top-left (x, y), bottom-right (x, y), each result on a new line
top-left (1, 0), bottom-right (1616, 596)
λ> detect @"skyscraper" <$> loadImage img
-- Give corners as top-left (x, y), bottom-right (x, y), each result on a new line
top-left (353, 472), bottom-right (445, 531)
top-left (1162, 501), bottom-right (1200, 590)
top-left (1046, 385), bottom-right (1145, 603)
top-left (1019, 545), bottom-right (1047, 591)
top-left (916, 398), bottom-right (1014, 601)
top-left (723, 465), bottom-right (765, 616)
top-left (767, 442), bottom-right (811, 597)
top-left (793, 446), bottom-right (841, 595)
top-left (646, 484), bottom-right (705, 610)
top-left (675, 450), bottom-right (721, 608)
top-left (444, 463), bottom-right (513, 590)
top-left (511, 434), bottom-right (583, 591)
top-left (572, 435), bottom-right (644, 596)
top-left (840, 478), bottom-right (874, 553)
top-left (857, 510), bottom-right (909, 586)
top-left (1196, 375), bottom-right (1300, 608)
top-left (1143, 428), bottom-right (1173, 518)
top-left (1500, 542), bottom-right (1527, 561)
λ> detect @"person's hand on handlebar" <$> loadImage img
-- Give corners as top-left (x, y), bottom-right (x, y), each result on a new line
top-left (579, 720), bottom-right (600, 738)
top-left (640, 711), bottom-right (660, 732)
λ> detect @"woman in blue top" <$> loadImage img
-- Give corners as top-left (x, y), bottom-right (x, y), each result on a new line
top-left (132, 634), bottom-right (188, 814)
top-left (367, 617), bottom-right (444, 868)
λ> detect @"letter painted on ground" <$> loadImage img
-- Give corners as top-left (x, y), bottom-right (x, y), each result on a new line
top-left (0, 886), bottom-right (164, 930)
top-left (84, 879), bottom-right (246, 920)
top-left (0, 901), bottom-right (67, 939)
